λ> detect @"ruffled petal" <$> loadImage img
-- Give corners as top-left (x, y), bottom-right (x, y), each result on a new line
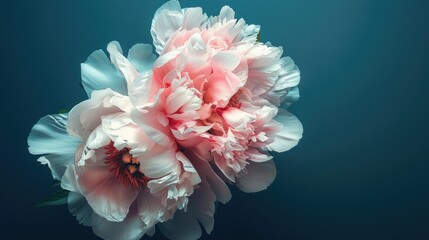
top-left (78, 164), bottom-right (139, 222)
top-left (261, 57), bottom-right (300, 106)
top-left (67, 89), bottom-right (123, 139)
top-left (130, 106), bottom-right (173, 147)
top-left (236, 160), bottom-right (276, 193)
top-left (107, 41), bottom-right (139, 87)
top-left (137, 190), bottom-right (168, 227)
top-left (182, 7), bottom-right (205, 30)
top-left (91, 204), bottom-right (147, 240)
top-left (158, 153), bottom-right (230, 238)
top-left (127, 43), bottom-right (157, 73)
top-left (204, 70), bottom-right (243, 107)
top-left (28, 114), bottom-right (81, 180)
top-left (189, 151), bottom-right (231, 204)
top-left (151, 0), bottom-right (183, 54)
top-left (281, 86), bottom-right (300, 108)
top-left (61, 164), bottom-right (80, 192)
top-left (159, 210), bottom-right (202, 240)
top-left (68, 192), bottom-right (93, 226)
top-left (265, 109), bottom-right (303, 152)
top-left (81, 49), bottom-right (127, 97)
top-left (138, 146), bottom-right (179, 179)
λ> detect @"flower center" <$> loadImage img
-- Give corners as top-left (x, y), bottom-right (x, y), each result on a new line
top-left (104, 142), bottom-right (149, 188)
top-left (227, 90), bottom-right (243, 108)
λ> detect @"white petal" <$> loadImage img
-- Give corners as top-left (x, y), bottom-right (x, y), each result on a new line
top-left (129, 71), bottom-right (159, 108)
top-left (182, 7), bottom-right (205, 30)
top-left (28, 114), bottom-right (79, 155)
top-left (151, 0), bottom-right (183, 54)
top-left (276, 57), bottom-right (300, 89)
top-left (210, 52), bottom-right (240, 71)
top-left (79, 165), bottom-right (139, 222)
top-left (138, 146), bottom-right (178, 179)
top-left (186, 179), bottom-right (216, 234)
top-left (68, 192), bottom-right (93, 226)
top-left (28, 114), bottom-right (81, 180)
top-left (61, 164), bottom-right (79, 192)
top-left (91, 205), bottom-right (147, 240)
top-left (245, 147), bottom-right (273, 163)
top-left (265, 109), bottom-right (303, 152)
top-left (127, 43), bottom-right (156, 73)
top-left (189, 151), bottom-right (231, 204)
top-left (153, 48), bottom-right (181, 68)
top-left (218, 6), bottom-right (235, 21)
top-left (176, 152), bottom-right (201, 185)
top-left (236, 160), bottom-right (276, 193)
top-left (85, 126), bottom-right (110, 150)
top-left (130, 107), bottom-right (173, 147)
top-left (67, 89), bottom-right (121, 138)
top-left (137, 191), bottom-right (167, 226)
top-left (281, 86), bottom-right (300, 108)
top-left (213, 153), bottom-right (236, 182)
top-left (81, 49), bottom-right (127, 97)
top-left (37, 155), bottom-right (73, 181)
top-left (222, 107), bottom-right (254, 130)
top-left (261, 57), bottom-right (300, 106)
top-left (159, 210), bottom-right (202, 240)
top-left (107, 41), bottom-right (139, 87)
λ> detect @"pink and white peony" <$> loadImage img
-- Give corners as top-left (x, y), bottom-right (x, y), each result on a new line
top-left (28, 1), bottom-right (303, 239)
top-left (133, 0), bottom-right (303, 193)
top-left (28, 41), bottom-right (205, 239)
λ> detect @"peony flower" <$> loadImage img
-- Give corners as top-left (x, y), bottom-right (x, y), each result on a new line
top-left (133, 0), bottom-right (303, 193)
top-left (28, 42), bottom-right (205, 239)
top-left (28, 1), bottom-right (303, 239)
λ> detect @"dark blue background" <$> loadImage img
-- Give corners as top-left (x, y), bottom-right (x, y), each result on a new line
top-left (2, 0), bottom-right (428, 239)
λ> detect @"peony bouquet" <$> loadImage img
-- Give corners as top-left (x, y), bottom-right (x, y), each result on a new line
top-left (28, 1), bottom-right (302, 239)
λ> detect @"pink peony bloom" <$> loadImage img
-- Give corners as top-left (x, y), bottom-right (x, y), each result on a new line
top-left (28, 1), bottom-right (303, 239)
top-left (29, 40), bottom-right (232, 240)
top-left (132, 0), bottom-right (303, 193)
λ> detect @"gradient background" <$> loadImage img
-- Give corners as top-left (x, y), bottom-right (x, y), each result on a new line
top-left (2, 0), bottom-right (429, 239)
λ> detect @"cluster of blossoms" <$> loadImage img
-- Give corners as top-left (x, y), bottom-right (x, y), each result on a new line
top-left (28, 1), bottom-right (302, 239)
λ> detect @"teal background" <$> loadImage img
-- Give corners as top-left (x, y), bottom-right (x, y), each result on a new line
top-left (2, 0), bottom-right (429, 239)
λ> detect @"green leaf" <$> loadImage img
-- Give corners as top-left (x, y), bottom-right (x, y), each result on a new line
top-left (50, 180), bottom-right (61, 187)
top-left (36, 189), bottom-right (69, 207)
top-left (257, 31), bottom-right (261, 42)
top-left (58, 108), bottom-right (69, 114)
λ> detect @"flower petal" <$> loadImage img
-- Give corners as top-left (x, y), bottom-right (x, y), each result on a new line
top-left (138, 146), bottom-right (178, 179)
top-left (61, 164), bottom-right (80, 192)
top-left (182, 7), bottom-right (205, 30)
top-left (107, 41), bottom-right (139, 87)
top-left (281, 86), bottom-right (300, 108)
top-left (91, 204), bottom-right (147, 240)
top-left (186, 179), bottom-right (216, 234)
top-left (204, 70), bottom-right (242, 107)
top-left (68, 192), bottom-right (93, 226)
top-left (261, 57), bottom-right (300, 106)
top-left (188, 151), bottom-right (231, 204)
top-left (130, 107), bottom-right (173, 147)
top-left (159, 210), bottom-right (202, 240)
top-left (127, 43), bottom-right (156, 73)
top-left (222, 107), bottom-right (254, 130)
top-left (67, 89), bottom-right (122, 138)
top-left (28, 114), bottom-right (81, 180)
top-left (137, 190), bottom-right (168, 226)
top-left (236, 160), bottom-right (276, 193)
top-left (151, 0), bottom-right (183, 54)
top-left (81, 49), bottom-right (127, 97)
top-left (79, 164), bottom-right (139, 222)
top-left (265, 109), bottom-right (303, 152)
